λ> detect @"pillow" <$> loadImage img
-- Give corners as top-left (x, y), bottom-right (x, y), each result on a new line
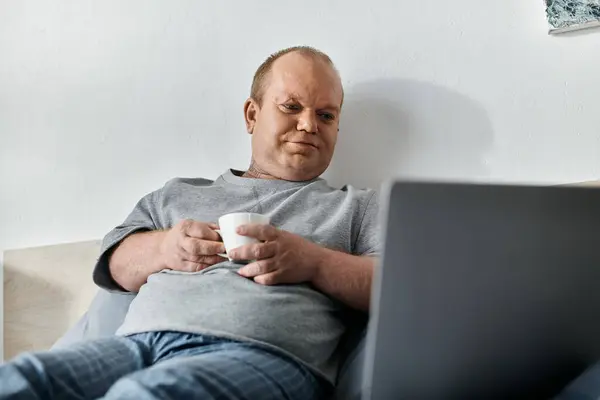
top-left (51, 289), bottom-right (135, 349)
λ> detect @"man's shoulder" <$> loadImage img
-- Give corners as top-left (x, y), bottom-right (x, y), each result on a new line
top-left (160, 177), bottom-right (215, 192)
top-left (308, 181), bottom-right (378, 210)
top-left (330, 183), bottom-right (378, 203)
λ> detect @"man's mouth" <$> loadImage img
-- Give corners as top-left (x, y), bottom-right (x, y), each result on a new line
top-left (287, 141), bottom-right (318, 149)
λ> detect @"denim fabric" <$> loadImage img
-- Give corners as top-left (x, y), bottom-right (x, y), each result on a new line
top-left (0, 331), bottom-right (329, 400)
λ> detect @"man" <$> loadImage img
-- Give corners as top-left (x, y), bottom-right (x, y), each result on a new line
top-left (0, 46), bottom-right (378, 400)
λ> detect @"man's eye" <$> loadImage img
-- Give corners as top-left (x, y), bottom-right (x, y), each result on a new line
top-left (319, 113), bottom-right (335, 121)
top-left (283, 104), bottom-right (300, 111)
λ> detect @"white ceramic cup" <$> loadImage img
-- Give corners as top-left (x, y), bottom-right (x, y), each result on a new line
top-left (217, 212), bottom-right (270, 261)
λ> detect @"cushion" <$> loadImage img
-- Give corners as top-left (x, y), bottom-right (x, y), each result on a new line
top-left (51, 289), bottom-right (135, 349)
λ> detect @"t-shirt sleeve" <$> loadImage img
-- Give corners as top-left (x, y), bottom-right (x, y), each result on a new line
top-left (353, 191), bottom-right (381, 257)
top-left (93, 189), bottom-right (163, 292)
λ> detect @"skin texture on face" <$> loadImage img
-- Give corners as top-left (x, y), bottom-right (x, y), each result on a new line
top-left (243, 52), bottom-right (344, 181)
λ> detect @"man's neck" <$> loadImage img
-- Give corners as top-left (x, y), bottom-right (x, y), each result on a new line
top-left (242, 161), bottom-right (278, 180)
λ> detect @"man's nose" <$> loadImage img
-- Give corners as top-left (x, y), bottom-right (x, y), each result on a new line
top-left (296, 111), bottom-right (318, 134)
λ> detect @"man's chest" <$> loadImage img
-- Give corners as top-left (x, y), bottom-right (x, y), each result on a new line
top-left (158, 186), bottom-right (357, 253)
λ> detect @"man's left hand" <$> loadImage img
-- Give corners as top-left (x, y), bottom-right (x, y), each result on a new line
top-left (228, 224), bottom-right (326, 285)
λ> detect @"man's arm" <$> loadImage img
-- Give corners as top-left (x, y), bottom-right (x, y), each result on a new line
top-left (231, 224), bottom-right (377, 312)
top-left (108, 220), bottom-right (226, 293)
top-left (109, 231), bottom-right (167, 293)
top-left (312, 249), bottom-right (376, 312)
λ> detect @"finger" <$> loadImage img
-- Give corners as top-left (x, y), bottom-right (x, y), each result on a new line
top-left (202, 240), bottom-right (227, 256)
top-left (236, 224), bottom-right (279, 241)
top-left (182, 220), bottom-right (221, 241)
top-left (193, 263), bottom-right (211, 272)
top-left (181, 237), bottom-right (226, 257)
top-left (179, 261), bottom-right (210, 273)
top-left (228, 242), bottom-right (277, 261)
top-left (185, 254), bottom-right (227, 265)
top-left (180, 248), bottom-right (226, 264)
top-left (253, 271), bottom-right (283, 286)
top-left (238, 259), bottom-right (276, 278)
top-left (180, 236), bottom-right (202, 255)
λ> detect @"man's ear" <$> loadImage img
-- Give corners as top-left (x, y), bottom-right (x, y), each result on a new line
top-left (244, 98), bottom-right (259, 134)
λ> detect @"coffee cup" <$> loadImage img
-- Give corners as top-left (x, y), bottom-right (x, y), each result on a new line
top-left (216, 212), bottom-right (270, 261)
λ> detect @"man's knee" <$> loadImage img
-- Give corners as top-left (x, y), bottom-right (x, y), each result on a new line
top-left (104, 367), bottom-right (217, 400)
top-left (103, 359), bottom-right (244, 400)
top-left (103, 375), bottom-right (161, 400)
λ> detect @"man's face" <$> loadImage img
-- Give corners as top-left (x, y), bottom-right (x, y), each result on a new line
top-left (244, 52), bottom-right (343, 181)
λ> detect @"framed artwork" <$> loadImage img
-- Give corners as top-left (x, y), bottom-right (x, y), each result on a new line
top-left (545, 0), bottom-right (600, 33)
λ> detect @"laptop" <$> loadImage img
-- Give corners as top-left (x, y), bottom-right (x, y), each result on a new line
top-left (363, 181), bottom-right (600, 399)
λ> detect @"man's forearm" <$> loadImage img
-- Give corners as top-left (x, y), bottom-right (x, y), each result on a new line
top-left (312, 248), bottom-right (376, 312)
top-left (109, 231), bottom-right (167, 293)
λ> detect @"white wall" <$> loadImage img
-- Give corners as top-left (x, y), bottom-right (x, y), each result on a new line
top-left (1, 0), bottom-right (599, 252)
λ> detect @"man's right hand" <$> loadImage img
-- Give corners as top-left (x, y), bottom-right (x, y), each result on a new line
top-left (159, 219), bottom-right (227, 272)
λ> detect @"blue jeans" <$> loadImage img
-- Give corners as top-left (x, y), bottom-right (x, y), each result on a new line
top-left (0, 331), bottom-right (328, 400)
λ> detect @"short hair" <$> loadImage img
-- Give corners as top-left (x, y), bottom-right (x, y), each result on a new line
top-left (250, 46), bottom-right (342, 105)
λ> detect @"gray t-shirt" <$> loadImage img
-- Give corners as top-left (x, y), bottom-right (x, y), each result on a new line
top-left (93, 169), bottom-right (380, 383)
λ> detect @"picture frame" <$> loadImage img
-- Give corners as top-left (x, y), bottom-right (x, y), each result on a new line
top-left (545, 0), bottom-right (600, 34)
